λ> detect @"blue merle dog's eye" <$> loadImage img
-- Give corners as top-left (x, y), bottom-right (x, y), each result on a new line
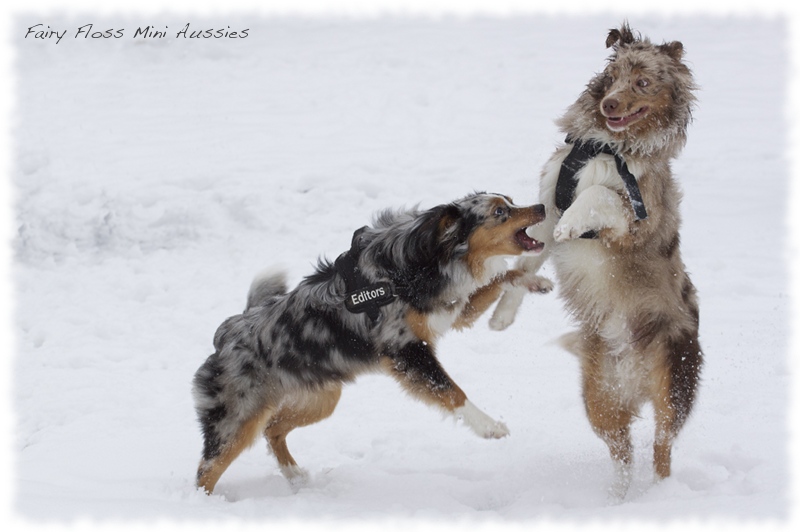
top-left (494, 206), bottom-right (507, 217)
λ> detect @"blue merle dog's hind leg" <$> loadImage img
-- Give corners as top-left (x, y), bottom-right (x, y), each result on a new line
top-left (264, 384), bottom-right (343, 484)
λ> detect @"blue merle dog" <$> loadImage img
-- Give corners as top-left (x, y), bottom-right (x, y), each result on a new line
top-left (192, 193), bottom-right (549, 493)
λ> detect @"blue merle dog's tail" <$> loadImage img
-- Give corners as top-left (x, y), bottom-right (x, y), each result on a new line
top-left (245, 268), bottom-right (288, 311)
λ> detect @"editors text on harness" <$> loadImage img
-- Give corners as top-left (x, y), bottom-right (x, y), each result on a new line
top-left (335, 226), bottom-right (396, 323)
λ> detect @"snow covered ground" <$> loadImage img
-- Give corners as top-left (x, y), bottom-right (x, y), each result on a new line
top-left (5, 10), bottom-right (794, 530)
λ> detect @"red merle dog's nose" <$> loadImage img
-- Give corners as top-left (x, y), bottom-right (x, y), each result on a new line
top-left (602, 98), bottom-right (619, 114)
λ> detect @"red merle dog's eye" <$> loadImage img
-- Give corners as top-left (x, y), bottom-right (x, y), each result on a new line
top-left (637, 78), bottom-right (650, 88)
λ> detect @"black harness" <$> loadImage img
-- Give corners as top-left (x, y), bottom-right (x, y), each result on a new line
top-left (334, 226), bottom-right (395, 324)
top-left (555, 136), bottom-right (647, 239)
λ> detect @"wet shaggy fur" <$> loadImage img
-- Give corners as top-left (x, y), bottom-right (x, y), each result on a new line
top-left (192, 192), bottom-right (549, 494)
top-left (489, 23), bottom-right (702, 497)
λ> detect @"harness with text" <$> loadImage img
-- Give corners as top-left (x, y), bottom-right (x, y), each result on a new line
top-left (334, 226), bottom-right (396, 324)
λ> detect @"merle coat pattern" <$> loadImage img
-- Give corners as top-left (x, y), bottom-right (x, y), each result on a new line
top-left (489, 23), bottom-right (702, 498)
top-left (193, 192), bottom-right (548, 494)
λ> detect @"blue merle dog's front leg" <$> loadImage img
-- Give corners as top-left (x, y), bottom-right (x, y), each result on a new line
top-left (381, 339), bottom-right (509, 439)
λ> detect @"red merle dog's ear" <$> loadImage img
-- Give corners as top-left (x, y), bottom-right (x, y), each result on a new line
top-left (658, 40), bottom-right (685, 62)
top-left (606, 22), bottom-right (637, 49)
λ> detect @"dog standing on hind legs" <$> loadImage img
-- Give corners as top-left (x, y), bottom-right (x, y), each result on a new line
top-left (192, 193), bottom-right (549, 494)
top-left (490, 23), bottom-right (702, 498)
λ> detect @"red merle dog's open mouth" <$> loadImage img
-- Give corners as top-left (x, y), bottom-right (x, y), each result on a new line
top-left (606, 106), bottom-right (649, 131)
top-left (515, 228), bottom-right (544, 253)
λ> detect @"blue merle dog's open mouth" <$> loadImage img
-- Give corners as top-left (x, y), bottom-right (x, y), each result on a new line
top-left (515, 228), bottom-right (544, 252)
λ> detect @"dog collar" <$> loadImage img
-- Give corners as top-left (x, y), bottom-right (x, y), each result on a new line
top-left (555, 136), bottom-right (648, 239)
top-left (334, 227), bottom-right (396, 324)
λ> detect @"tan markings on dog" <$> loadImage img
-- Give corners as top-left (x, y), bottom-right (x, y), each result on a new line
top-left (380, 357), bottom-right (467, 411)
top-left (578, 333), bottom-right (634, 467)
top-left (649, 355), bottom-right (675, 479)
top-left (405, 308), bottom-right (435, 345)
top-left (465, 200), bottom-right (539, 279)
top-left (385, 311), bottom-right (469, 411)
top-left (197, 407), bottom-right (275, 494)
top-left (452, 270), bottom-right (522, 331)
top-left (265, 386), bottom-right (342, 469)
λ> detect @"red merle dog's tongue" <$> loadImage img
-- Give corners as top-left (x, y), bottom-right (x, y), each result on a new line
top-left (515, 228), bottom-right (544, 252)
top-left (607, 106), bottom-right (648, 129)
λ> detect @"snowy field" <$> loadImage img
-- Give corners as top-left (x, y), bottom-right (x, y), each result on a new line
top-left (5, 9), bottom-right (795, 530)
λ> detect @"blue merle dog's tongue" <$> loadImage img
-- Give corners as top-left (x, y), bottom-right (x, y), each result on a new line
top-left (515, 228), bottom-right (544, 252)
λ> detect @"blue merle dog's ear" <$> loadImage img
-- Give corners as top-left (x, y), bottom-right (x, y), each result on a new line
top-left (436, 203), bottom-right (464, 238)
top-left (435, 203), bottom-right (464, 259)
top-left (409, 203), bottom-right (465, 264)
top-left (438, 202), bottom-right (483, 261)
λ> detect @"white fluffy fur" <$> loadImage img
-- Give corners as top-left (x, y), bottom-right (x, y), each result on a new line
top-left (453, 400), bottom-right (509, 439)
